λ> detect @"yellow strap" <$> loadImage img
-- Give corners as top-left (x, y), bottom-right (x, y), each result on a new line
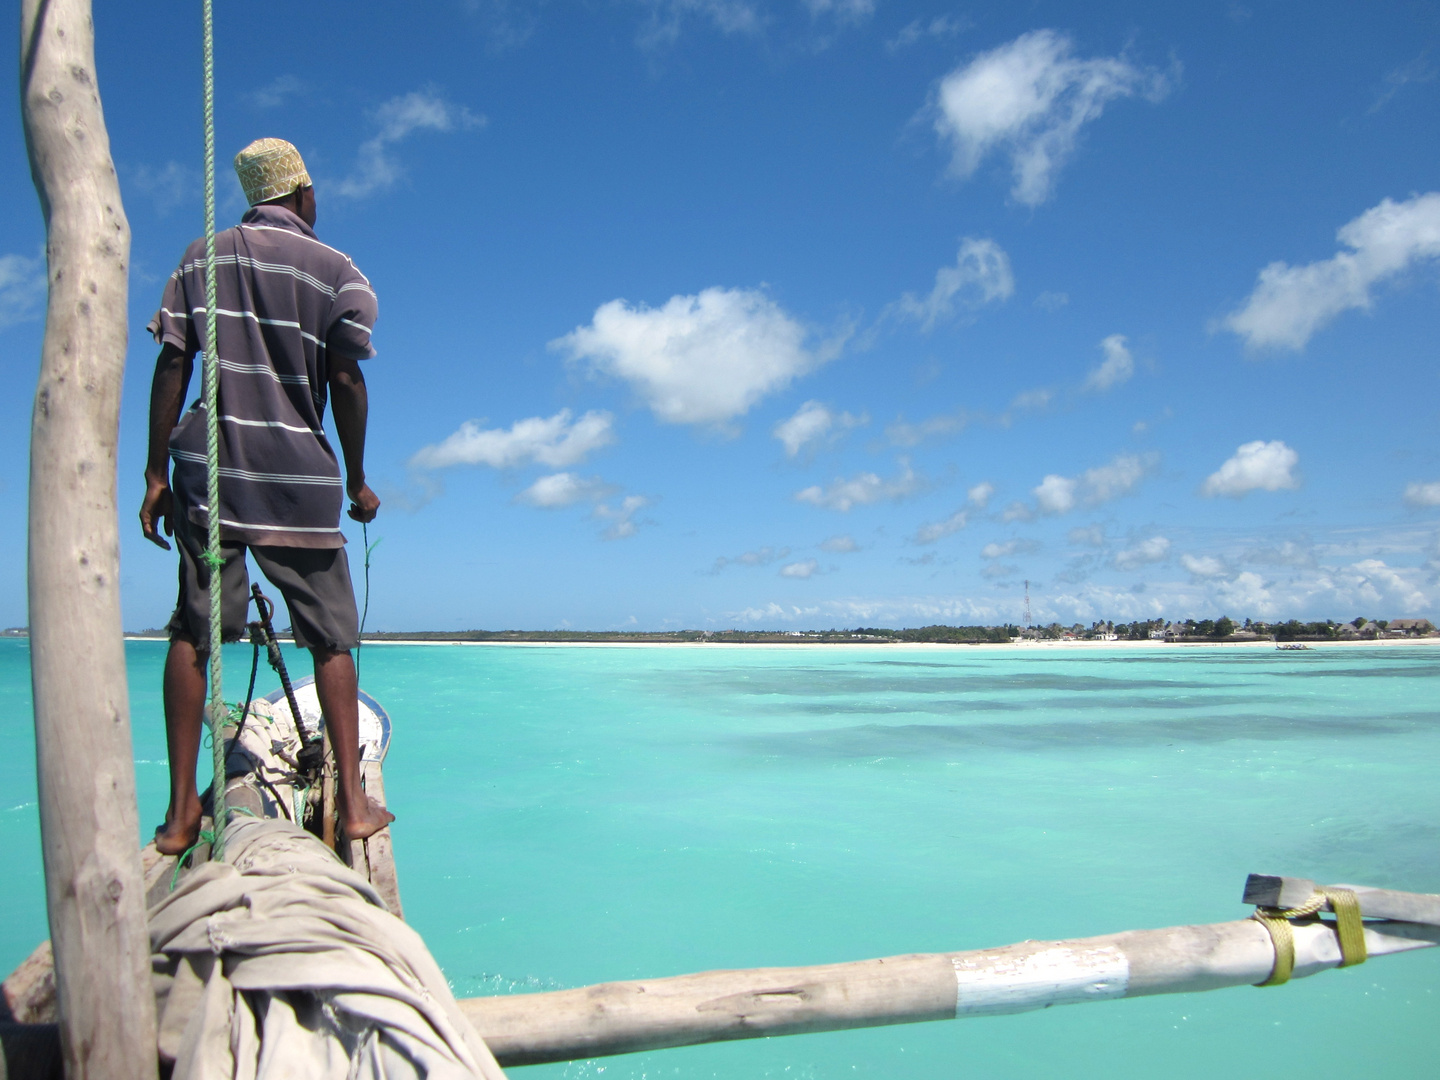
top-left (1253, 913), bottom-right (1296, 987)
top-left (1323, 887), bottom-right (1368, 968)
top-left (1252, 887), bottom-right (1367, 987)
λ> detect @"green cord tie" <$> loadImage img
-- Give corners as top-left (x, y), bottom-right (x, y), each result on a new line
top-left (1252, 887), bottom-right (1367, 987)
top-left (169, 827), bottom-right (218, 892)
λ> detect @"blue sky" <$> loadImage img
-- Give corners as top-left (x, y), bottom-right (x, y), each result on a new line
top-left (3, 1), bottom-right (1439, 631)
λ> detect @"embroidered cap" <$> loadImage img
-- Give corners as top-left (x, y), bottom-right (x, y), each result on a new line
top-left (233, 138), bottom-right (312, 206)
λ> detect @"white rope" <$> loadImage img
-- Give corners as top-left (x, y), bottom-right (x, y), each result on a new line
top-left (202, 0), bottom-right (227, 858)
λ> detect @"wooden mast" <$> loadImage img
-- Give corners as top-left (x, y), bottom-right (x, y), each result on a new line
top-left (19, 1), bottom-right (159, 1076)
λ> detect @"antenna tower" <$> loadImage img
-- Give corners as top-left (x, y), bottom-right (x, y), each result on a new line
top-left (1023, 580), bottom-right (1032, 628)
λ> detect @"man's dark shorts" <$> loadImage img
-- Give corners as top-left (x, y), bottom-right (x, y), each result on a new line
top-left (168, 511), bottom-right (359, 653)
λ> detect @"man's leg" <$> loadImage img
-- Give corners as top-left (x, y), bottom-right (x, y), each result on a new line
top-left (312, 647), bottom-right (394, 840)
top-left (155, 633), bottom-right (206, 855)
top-left (156, 513), bottom-right (248, 855)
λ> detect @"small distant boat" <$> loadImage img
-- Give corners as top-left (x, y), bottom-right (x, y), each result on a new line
top-left (1276, 642), bottom-right (1311, 650)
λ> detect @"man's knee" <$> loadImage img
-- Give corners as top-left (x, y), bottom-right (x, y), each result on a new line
top-left (168, 631), bottom-right (202, 661)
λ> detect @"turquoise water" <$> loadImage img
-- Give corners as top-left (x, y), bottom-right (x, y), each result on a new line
top-left (2, 640), bottom-right (1438, 1076)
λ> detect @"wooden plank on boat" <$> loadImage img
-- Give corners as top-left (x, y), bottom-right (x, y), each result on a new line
top-left (361, 761), bottom-right (404, 920)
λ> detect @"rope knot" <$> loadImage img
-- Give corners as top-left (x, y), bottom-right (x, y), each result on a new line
top-left (1252, 886), bottom-right (1368, 987)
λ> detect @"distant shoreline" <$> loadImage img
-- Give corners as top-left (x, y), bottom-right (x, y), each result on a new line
top-left (110, 634), bottom-right (1440, 650)
top-left (261, 637), bottom-right (1440, 650)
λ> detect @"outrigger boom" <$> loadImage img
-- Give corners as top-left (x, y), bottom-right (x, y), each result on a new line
top-left (5, 872), bottom-right (1437, 1072)
top-left (459, 876), bottom-right (1440, 1066)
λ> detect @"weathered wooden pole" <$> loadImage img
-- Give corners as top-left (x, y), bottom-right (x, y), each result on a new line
top-left (19, 1), bottom-right (159, 1077)
top-left (460, 883), bottom-right (1440, 1067)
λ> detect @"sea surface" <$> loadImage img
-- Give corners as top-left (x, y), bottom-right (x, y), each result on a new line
top-left (2, 640), bottom-right (1438, 1077)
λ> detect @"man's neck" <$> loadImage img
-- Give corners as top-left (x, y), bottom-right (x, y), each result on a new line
top-left (241, 202), bottom-right (317, 238)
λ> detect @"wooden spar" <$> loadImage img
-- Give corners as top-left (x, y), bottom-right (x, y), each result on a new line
top-left (459, 890), bottom-right (1440, 1068)
top-left (3, 878), bottom-right (1437, 1075)
top-left (18, 0), bottom-right (158, 1077)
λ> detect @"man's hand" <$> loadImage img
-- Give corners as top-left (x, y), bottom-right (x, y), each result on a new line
top-left (140, 475), bottom-right (175, 550)
top-left (347, 481), bottom-right (380, 523)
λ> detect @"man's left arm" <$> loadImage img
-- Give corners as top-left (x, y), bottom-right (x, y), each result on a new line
top-left (328, 355), bottom-right (380, 523)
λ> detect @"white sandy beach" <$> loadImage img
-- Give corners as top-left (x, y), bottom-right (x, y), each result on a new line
top-left (348, 636), bottom-right (1440, 651)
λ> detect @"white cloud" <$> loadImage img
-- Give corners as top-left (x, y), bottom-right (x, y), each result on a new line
top-left (1348, 558), bottom-right (1427, 612)
top-left (516, 472), bottom-right (613, 508)
top-left (780, 558), bottom-right (820, 578)
top-left (1001, 500), bottom-right (1034, 523)
top-left (1033, 452), bottom-right (1155, 516)
top-left (515, 475), bottom-right (650, 539)
top-left (1084, 333), bottom-right (1134, 391)
top-left (1221, 193), bottom-right (1440, 351)
top-left (1181, 553), bottom-right (1227, 578)
top-left (911, 479), bottom-right (995, 544)
top-left (1083, 453), bottom-right (1152, 503)
top-left (886, 410), bottom-right (971, 447)
top-left (555, 287), bottom-right (833, 426)
top-left (932, 29), bottom-right (1173, 205)
top-left (1068, 525), bottom-right (1105, 547)
top-left (1370, 52), bottom-right (1437, 114)
top-left (914, 510), bottom-right (967, 545)
top-left (246, 75), bottom-right (304, 109)
top-left (802, 0), bottom-right (873, 25)
top-left (981, 538), bottom-right (1039, 559)
top-left (636, 0), bottom-right (763, 49)
top-left (125, 161), bottom-right (197, 214)
top-left (773, 400), bottom-right (865, 457)
top-left (410, 409), bottom-right (615, 470)
top-left (982, 562), bottom-right (1019, 580)
top-left (1243, 539), bottom-right (1315, 568)
top-left (730, 601), bottom-right (823, 624)
top-left (887, 14), bottom-right (968, 52)
top-left (594, 494), bottom-right (650, 540)
top-left (1403, 481), bottom-right (1440, 508)
top-left (1010, 387), bottom-right (1053, 411)
top-left (1214, 570), bottom-right (1273, 615)
top-left (335, 89), bottom-right (485, 199)
top-left (0, 253), bottom-right (46, 328)
top-left (1113, 535), bottom-right (1170, 570)
top-left (712, 546), bottom-right (790, 573)
top-left (796, 460), bottom-right (921, 512)
top-left (1034, 474), bottom-right (1077, 515)
top-left (893, 238), bottom-right (1014, 329)
top-left (1201, 440), bottom-right (1300, 497)
top-left (820, 535), bottom-right (858, 553)
top-left (462, 0), bottom-right (545, 51)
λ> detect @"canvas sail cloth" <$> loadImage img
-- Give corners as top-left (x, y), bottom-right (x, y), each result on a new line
top-left (148, 816), bottom-right (507, 1079)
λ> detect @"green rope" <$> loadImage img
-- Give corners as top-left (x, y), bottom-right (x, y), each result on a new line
top-left (356, 522), bottom-right (380, 684)
top-left (201, 0), bottom-right (227, 859)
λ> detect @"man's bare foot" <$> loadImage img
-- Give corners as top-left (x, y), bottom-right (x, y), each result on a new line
top-left (341, 796), bottom-right (395, 842)
top-left (154, 799), bottom-right (203, 856)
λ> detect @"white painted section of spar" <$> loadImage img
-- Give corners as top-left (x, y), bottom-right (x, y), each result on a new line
top-left (953, 945), bottom-right (1129, 1017)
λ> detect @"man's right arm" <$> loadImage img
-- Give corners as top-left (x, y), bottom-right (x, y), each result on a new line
top-left (140, 343), bottom-right (193, 550)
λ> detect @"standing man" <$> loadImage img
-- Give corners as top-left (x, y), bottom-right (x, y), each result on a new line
top-left (140, 138), bottom-right (394, 855)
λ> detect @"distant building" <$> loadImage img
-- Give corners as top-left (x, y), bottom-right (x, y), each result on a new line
top-left (1388, 618), bottom-right (1434, 634)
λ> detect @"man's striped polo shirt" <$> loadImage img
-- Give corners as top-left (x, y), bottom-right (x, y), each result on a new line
top-left (148, 203), bottom-right (378, 549)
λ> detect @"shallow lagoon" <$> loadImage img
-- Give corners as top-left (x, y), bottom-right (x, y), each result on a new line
top-left (2, 640), bottom-right (1437, 1077)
